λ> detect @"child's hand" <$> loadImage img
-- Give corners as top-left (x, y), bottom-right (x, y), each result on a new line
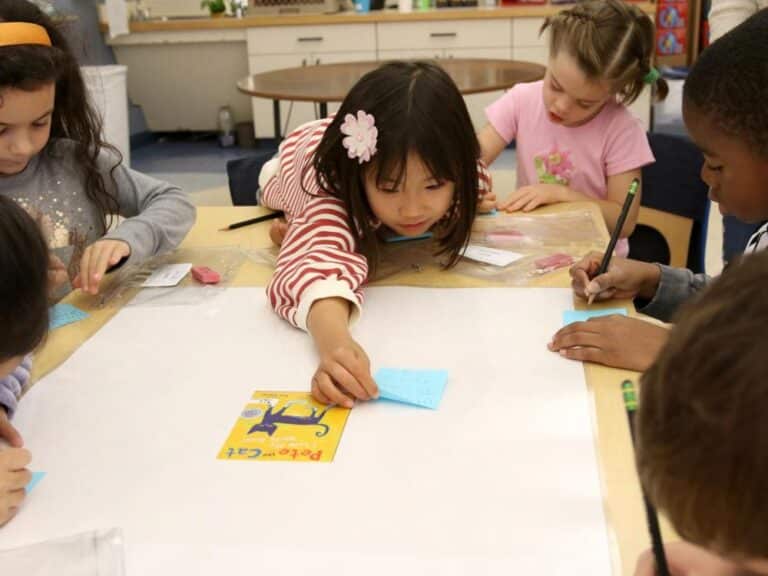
top-left (47, 254), bottom-right (69, 296)
top-left (570, 252), bottom-right (662, 302)
top-left (72, 239), bottom-right (131, 295)
top-left (312, 338), bottom-right (378, 409)
top-left (0, 409), bottom-right (23, 448)
top-left (269, 219), bottom-right (289, 247)
top-left (477, 192), bottom-right (497, 214)
top-left (634, 542), bottom-right (741, 576)
top-left (0, 447), bottom-right (31, 527)
top-left (499, 183), bottom-right (575, 213)
top-left (549, 315), bottom-right (668, 371)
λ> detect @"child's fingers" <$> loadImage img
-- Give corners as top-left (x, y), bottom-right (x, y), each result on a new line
top-left (1, 488), bottom-right (26, 509)
top-left (5, 469), bottom-right (32, 491)
top-left (323, 358), bottom-right (369, 400)
top-left (0, 448), bottom-right (32, 470)
top-left (337, 349), bottom-right (378, 399)
top-left (78, 246), bottom-right (94, 292)
top-left (522, 197), bottom-right (542, 212)
top-left (311, 385), bottom-right (333, 406)
top-left (0, 418), bottom-right (23, 448)
top-left (312, 372), bottom-right (354, 408)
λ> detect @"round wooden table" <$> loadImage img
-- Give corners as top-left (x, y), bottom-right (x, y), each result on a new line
top-left (237, 58), bottom-right (545, 141)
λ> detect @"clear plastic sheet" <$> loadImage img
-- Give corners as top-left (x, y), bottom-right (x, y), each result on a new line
top-left (96, 247), bottom-right (247, 308)
top-left (247, 209), bottom-right (605, 286)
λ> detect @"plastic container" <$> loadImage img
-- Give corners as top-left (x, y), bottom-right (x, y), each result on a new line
top-left (217, 105), bottom-right (235, 148)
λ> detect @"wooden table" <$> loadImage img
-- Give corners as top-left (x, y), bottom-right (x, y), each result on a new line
top-left (237, 58), bottom-right (545, 141)
top-left (31, 203), bottom-right (659, 575)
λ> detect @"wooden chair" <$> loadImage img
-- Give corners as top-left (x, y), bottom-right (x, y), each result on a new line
top-left (629, 133), bottom-right (710, 273)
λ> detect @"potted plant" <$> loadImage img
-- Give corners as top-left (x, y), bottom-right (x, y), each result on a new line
top-left (201, 0), bottom-right (226, 16)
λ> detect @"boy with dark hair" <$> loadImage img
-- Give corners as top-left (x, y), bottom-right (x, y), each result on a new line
top-left (634, 249), bottom-right (768, 575)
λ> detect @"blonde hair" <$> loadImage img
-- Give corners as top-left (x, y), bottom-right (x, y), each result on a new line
top-left (542, 0), bottom-right (668, 105)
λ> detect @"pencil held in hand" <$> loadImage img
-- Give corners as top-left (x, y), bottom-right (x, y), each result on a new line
top-left (587, 178), bottom-right (639, 305)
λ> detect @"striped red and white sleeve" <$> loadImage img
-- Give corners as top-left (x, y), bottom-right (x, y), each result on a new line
top-left (261, 118), bottom-right (369, 331)
top-left (477, 159), bottom-right (493, 198)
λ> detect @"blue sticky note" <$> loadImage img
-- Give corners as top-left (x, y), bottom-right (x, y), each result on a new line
top-left (26, 471), bottom-right (45, 494)
top-left (562, 308), bottom-right (628, 326)
top-left (50, 303), bottom-right (89, 330)
top-left (384, 232), bottom-right (433, 244)
top-left (375, 368), bottom-right (448, 410)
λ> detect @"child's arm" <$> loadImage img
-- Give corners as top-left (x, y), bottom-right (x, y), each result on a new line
top-left (74, 150), bottom-right (197, 294)
top-left (307, 298), bottom-right (378, 408)
top-left (476, 159), bottom-right (496, 213)
top-left (0, 448), bottom-right (31, 527)
top-left (500, 169), bottom-right (642, 238)
top-left (478, 125), bottom-right (509, 166)
top-left (0, 357), bottom-right (30, 447)
top-left (266, 196), bottom-right (378, 406)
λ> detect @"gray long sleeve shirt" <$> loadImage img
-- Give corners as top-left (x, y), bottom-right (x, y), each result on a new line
top-left (639, 222), bottom-right (768, 322)
top-left (0, 139), bottom-right (196, 279)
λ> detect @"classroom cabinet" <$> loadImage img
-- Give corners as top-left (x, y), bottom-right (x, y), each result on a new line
top-left (246, 24), bottom-right (375, 138)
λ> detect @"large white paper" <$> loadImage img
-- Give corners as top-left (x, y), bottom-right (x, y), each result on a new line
top-left (0, 288), bottom-right (612, 576)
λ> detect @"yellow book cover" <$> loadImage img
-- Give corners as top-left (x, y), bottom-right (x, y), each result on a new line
top-left (217, 392), bottom-right (351, 462)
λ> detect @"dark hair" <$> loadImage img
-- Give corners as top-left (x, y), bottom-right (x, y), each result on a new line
top-left (683, 8), bottom-right (768, 157)
top-left (637, 249), bottom-right (768, 559)
top-left (542, 0), bottom-right (668, 104)
top-left (0, 0), bottom-right (120, 234)
top-left (0, 196), bottom-right (49, 361)
top-left (310, 61), bottom-right (480, 275)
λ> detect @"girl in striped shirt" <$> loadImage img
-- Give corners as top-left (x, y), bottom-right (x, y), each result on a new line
top-left (259, 61), bottom-right (493, 409)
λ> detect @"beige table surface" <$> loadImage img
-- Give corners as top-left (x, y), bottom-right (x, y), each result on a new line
top-left (33, 202), bottom-right (664, 576)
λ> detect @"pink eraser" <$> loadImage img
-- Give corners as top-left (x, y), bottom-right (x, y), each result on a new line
top-left (534, 253), bottom-right (574, 270)
top-left (191, 265), bottom-right (221, 284)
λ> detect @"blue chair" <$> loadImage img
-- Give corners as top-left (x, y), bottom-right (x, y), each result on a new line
top-left (226, 148), bottom-right (277, 206)
top-left (628, 132), bottom-right (710, 274)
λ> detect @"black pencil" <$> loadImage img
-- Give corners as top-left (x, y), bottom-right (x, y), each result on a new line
top-left (622, 380), bottom-right (671, 576)
top-left (588, 178), bottom-right (639, 305)
top-left (219, 210), bottom-right (284, 231)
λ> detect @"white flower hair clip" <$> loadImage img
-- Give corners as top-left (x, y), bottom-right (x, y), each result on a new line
top-left (340, 110), bottom-right (377, 164)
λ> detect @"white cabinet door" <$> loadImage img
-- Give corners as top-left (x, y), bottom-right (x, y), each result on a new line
top-left (377, 20), bottom-right (510, 51)
top-left (443, 47), bottom-right (513, 131)
top-left (247, 24), bottom-right (375, 55)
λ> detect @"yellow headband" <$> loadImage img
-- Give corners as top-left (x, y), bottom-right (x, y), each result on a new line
top-left (0, 22), bottom-right (52, 48)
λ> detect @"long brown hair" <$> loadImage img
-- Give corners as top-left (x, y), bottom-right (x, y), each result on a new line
top-left (0, 0), bottom-right (120, 234)
top-left (309, 61), bottom-right (479, 276)
top-left (542, 0), bottom-right (668, 105)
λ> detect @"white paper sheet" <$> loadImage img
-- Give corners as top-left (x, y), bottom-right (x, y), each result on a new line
top-left (0, 287), bottom-right (612, 576)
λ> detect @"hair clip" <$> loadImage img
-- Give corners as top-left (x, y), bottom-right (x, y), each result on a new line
top-left (341, 110), bottom-right (377, 164)
top-left (643, 67), bottom-right (660, 84)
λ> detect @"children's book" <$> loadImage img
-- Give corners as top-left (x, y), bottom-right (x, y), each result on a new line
top-left (217, 392), bottom-right (350, 463)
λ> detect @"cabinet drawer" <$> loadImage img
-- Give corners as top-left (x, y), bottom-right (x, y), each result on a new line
top-left (247, 24), bottom-right (375, 55)
top-left (377, 20), bottom-right (511, 51)
top-left (512, 17), bottom-right (547, 47)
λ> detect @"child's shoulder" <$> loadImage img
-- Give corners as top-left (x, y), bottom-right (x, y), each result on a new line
top-left (509, 79), bottom-right (544, 101)
top-left (599, 100), bottom-right (646, 131)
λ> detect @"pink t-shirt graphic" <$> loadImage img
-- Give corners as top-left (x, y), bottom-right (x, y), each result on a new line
top-left (486, 81), bottom-right (655, 255)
